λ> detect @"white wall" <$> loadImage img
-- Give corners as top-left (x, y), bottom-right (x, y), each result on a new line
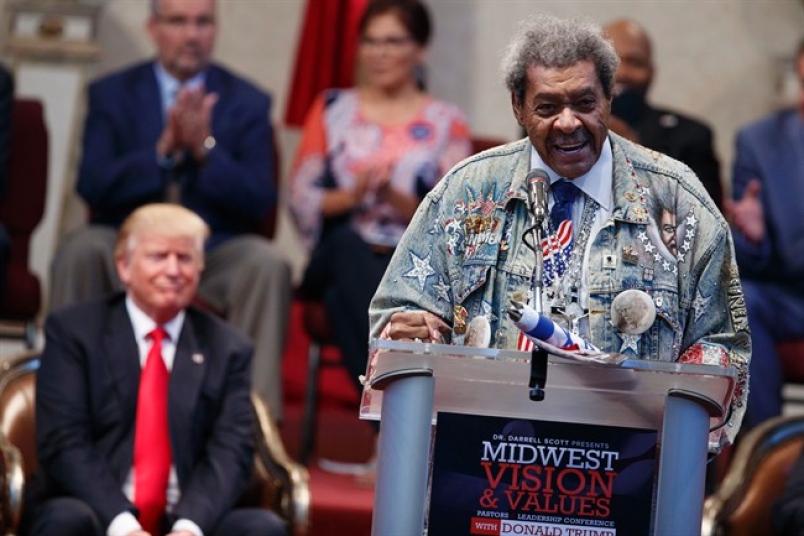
top-left (425, 0), bottom-right (804, 176)
top-left (4, 0), bottom-right (803, 290)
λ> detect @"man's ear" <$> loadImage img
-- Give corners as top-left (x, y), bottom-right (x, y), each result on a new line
top-left (511, 93), bottom-right (524, 128)
top-left (146, 14), bottom-right (158, 44)
top-left (115, 253), bottom-right (131, 288)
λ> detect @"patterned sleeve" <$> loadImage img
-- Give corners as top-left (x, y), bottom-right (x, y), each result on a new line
top-left (288, 93), bottom-right (329, 251)
top-left (678, 220), bottom-right (750, 451)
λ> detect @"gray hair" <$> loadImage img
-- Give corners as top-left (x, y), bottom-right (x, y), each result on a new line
top-left (151, 0), bottom-right (216, 16)
top-left (502, 14), bottom-right (619, 105)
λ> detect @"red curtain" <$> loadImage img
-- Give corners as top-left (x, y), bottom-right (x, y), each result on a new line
top-left (284, 0), bottom-right (368, 127)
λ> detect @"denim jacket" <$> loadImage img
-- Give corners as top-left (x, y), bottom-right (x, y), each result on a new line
top-left (369, 134), bottom-right (750, 446)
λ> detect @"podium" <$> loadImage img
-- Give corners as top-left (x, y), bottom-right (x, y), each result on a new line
top-left (360, 340), bottom-right (736, 536)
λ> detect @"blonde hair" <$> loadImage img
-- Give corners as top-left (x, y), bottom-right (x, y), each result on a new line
top-left (115, 203), bottom-right (209, 259)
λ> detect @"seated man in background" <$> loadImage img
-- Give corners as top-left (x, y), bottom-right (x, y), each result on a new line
top-left (370, 13), bottom-right (749, 450)
top-left (604, 18), bottom-right (723, 209)
top-left (726, 37), bottom-right (804, 431)
top-left (49, 0), bottom-right (290, 418)
top-left (23, 204), bottom-right (285, 536)
top-left (0, 64), bottom-right (13, 303)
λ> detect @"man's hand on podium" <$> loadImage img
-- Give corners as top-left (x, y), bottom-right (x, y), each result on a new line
top-left (380, 310), bottom-right (450, 343)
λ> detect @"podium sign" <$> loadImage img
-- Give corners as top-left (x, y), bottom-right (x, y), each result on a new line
top-left (429, 412), bottom-right (656, 535)
top-left (361, 340), bottom-right (735, 536)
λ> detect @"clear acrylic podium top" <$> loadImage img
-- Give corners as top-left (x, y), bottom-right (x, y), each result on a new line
top-left (360, 339), bottom-right (736, 433)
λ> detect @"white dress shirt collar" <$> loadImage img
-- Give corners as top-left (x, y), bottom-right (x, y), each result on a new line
top-left (529, 137), bottom-right (614, 212)
top-left (153, 62), bottom-right (206, 115)
top-left (125, 296), bottom-right (185, 368)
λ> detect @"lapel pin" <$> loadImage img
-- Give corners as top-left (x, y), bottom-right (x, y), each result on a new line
top-left (622, 245), bottom-right (639, 264)
top-left (192, 353), bottom-right (204, 365)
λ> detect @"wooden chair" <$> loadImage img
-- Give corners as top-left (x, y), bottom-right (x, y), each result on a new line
top-left (0, 99), bottom-right (48, 348)
top-left (0, 353), bottom-right (310, 535)
top-left (702, 414), bottom-right (804, 536)
top-left (780, 341), bottom-right (804, 388)
top-left (297, 297), bottom-right (337, 465)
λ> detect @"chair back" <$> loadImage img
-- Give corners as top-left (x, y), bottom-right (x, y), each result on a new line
top-left (0, 354), bottom-right (39, 479)
top-left (0, 99), bottom-right (47, 320)
top-left (0, 353), bottom-right (39, 533)
top-left (779, 341), bottom-right (804, 384)
top-left (470, 136), bottom-right (507, 155)
top-left (703, 415), bottom-right (804, 536)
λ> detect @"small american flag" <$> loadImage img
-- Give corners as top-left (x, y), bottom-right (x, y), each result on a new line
top-left (541, 219), bottom-right (573, 287)
top-left (517, 331), bottom-right (534, 352)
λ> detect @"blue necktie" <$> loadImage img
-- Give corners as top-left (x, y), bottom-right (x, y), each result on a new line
top-left (542, 179), bottom-right (579, 287)
top-left (550, 180), bottom-right (580, 230)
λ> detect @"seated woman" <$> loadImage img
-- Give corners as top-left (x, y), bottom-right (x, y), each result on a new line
top-left (289, 0), bottom-right (471, 464)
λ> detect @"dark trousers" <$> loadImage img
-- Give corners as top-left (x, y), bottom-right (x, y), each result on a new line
top-left (302, 224), bottom-right (393, 403)
top-left (22, 496), bottom-right (286, 536)
top-left (741, 280), bottom-right (804, 430)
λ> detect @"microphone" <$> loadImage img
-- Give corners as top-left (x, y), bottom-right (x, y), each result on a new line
top-left (523, 169), bottom-right (551, 402)
top-left (526, 168), bottom-right (549, 225)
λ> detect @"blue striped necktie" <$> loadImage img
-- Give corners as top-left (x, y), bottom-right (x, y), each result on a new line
top-left (550, 179), bottom-right (580, 231)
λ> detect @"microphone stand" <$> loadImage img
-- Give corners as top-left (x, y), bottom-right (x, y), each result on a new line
top-left (527, 211), bottom-right (548, 402)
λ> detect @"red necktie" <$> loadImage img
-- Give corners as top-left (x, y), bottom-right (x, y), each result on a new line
top-left (134, 327), bottom-right (171, 535)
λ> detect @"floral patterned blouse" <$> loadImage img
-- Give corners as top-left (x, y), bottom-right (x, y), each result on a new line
top-left (289, 89), bottom-right (471, 250)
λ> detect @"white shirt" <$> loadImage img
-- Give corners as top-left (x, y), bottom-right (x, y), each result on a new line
top-left (153, 62), bottom-right (206, 117)
top-left (107, 298), bottom-right (202, 536)
top-left (529, 137), bottom-right (614, 310)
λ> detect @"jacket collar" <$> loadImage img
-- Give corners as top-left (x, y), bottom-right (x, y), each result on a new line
top-left (500, 133), bottom-right (652, 226)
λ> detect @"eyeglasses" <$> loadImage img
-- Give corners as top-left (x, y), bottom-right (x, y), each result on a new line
top-left (156, 14), bottom-right (215, 31)
top-left (360, 35), bottom-right (413, 51)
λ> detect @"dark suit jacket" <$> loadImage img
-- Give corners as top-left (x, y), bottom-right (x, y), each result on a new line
top-left (76, 61), bottom-right (276, 249)
top-left (30, 293), bottom-right (255, 532)
top-left (731, 108), bottom-right (804, 293)
top-left (636, 105), bottom-right (723, 210)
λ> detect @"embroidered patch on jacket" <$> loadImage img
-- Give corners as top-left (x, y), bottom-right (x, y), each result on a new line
top-left (403, 250), bottom-right (436, 290)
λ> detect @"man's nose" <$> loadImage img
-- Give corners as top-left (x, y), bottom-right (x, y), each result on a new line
top-left (164, 255), bottom-right (180, 274)
top-left (554, 107), bottom-right (581, 132)
top-left (182, 21), bottom-right (203, 40)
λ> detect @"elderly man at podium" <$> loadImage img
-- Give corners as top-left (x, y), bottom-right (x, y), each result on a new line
top-left (369, 14), bottom-right (750, 450)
